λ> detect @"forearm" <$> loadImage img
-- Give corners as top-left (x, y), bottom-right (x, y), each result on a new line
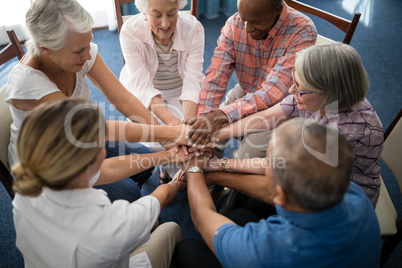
top-left (187, 173), bottom-right (234, 252)
top-left (97, 151), bottom-right (175, 185)
top-left (106, 121), bottom-right (183, 143)
top-left (207, 158), bottom-right (266, 175)
top-left (150, 96), bottom-right (181, 125)
top-left (205, 172), bottom-right (275, 205)
top-left (215, 104), bottom-right (289, 140)
top-left (120, 93), bottom-right (159, 125)
top-left (188, 173), bottom-right (216, 215)
top-left (182, 100), bottom-right (198, 122)
top-left (187, 173), bottom-right (218, 233)
top-left (150, 180), bottom-right (182, 209)
top-left (86, 53), bottom-right (158, 125)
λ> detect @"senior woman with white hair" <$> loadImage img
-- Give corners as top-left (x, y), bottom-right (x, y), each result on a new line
top-left (119, 0), bottom-right (204, 183)
top-left (4, 0), bottom-right (189, 203)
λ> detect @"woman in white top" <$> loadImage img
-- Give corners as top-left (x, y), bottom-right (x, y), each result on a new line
top-left (119, 0), bottom-right (204, 181)
top-left (12, 99), bottom-right (189, 268)
top-left (5, 0), bottom-right (188, 202)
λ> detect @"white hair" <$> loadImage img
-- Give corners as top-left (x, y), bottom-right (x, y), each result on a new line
top-left (135, 0), bottom-right (188, 13)
top-left (26, 0), bottom-right (94, 56)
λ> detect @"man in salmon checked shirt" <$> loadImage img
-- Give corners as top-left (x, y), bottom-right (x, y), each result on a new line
top-left (186, 0), bottom-right (317, 159)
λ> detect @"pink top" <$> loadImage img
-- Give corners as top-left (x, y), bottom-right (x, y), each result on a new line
top-left (119, 12), bottom-right (204, 109)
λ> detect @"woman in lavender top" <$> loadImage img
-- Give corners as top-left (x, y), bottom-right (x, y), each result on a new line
top-left (214, 42), bottom-right (383, 207)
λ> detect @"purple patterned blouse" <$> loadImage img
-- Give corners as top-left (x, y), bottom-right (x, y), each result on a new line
top-left (280, 95), bottom-right (384, 207)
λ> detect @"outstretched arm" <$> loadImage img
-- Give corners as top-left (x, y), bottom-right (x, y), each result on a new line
top-left (150, 170), bottom-right (187, 209)
top-left (86, 52), bottom-right (158, 125)
top-left (205, 158), bottom-right (267, 175)
top-left (97, 147), bottom-right (194, 185)
top-left (213, 103), bottom-right (288, 141)
top-left (105, 121), bottom-right (189, 145)
top-left (185, 157), bottom-right (235, 254)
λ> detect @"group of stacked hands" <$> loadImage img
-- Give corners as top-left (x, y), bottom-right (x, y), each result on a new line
top-left (6, 0), bottom-right (384, 267)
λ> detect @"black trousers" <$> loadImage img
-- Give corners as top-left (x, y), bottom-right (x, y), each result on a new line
top-left (171, 208), bottom-right (262, 268)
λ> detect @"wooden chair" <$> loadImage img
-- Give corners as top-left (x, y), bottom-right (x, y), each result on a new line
top-left (0, 86), bottom-right (14, 200)
top-left (375, 109), bottom-right (402, 266)
top-left (0, 30), bottom-right (25, 199)
top-left (0, 30), bottom-right (25, 65)
top-left (284, 0), bottom-right (361, 44)
top-left (114, 0), bottom-right (198, 34)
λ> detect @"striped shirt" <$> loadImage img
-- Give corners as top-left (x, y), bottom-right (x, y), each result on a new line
top-left (280, 95), bottom-right (384, 207)
top-left (198, 4), bottom-right (317, 122)
top-left (153, 40), bottom-right (183, 91)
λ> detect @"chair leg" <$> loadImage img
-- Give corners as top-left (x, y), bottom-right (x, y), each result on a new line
top-left (381, 219), bottom-right (402, 267)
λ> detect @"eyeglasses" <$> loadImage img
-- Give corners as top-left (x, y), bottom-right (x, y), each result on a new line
top-left (292, 70), bottom-right (316, 97)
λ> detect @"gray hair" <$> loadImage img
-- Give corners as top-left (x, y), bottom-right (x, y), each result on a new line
top-left (135, 0), bottom-right (188, 13)
top-left (26, 0), bottom-right (94, 56)
top-left (295, 42), bottom-right (369, 111)
top-left (270, 118), bottom-right (353, 211)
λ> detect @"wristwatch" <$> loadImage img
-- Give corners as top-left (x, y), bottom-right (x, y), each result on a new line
top-left (186, 166), bottom-right (204, 175)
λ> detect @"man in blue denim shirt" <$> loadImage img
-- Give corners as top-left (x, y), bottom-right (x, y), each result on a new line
top-left (173, 118), bottom-right (381, 268)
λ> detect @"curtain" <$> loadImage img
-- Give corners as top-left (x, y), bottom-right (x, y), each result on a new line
top-left (197, 0), bottom-right (237, 19)
top-left (120, 0), bottom-right (238, 19)
top-left (0, 0), bottom-right (238, 45)
top-left (0, 0), bottom-right (117, 45)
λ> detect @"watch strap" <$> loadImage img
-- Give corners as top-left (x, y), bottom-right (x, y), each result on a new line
top-left (220, 158), bottom-right (229, 172)
top-left (186, 166), bottom-right (204, 175)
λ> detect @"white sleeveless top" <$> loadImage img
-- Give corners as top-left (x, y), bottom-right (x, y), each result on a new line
top-left (5, 43), bottom-right (98, 167)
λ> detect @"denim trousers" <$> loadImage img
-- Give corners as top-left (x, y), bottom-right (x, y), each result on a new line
top-left (94, 141), bottom-right (154, 203)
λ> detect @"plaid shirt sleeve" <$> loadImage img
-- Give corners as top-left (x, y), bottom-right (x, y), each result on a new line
top-left (197, 18), bottom-right (236, 116)
top-left (221, 17), bottom-right (317, 122)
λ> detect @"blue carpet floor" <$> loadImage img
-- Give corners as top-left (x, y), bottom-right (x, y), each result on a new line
top-left (1, 0), bottom-right (401, 267)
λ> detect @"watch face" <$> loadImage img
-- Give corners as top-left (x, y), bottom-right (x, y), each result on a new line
top-left (187, 166), bottom-right (203, 174)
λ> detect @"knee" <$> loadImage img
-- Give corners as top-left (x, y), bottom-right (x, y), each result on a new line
top-left (161, 222), bottom-right (182, 242)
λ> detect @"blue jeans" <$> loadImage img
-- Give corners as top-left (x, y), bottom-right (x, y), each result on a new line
top-left (94, 141), bottom-right (154, 202)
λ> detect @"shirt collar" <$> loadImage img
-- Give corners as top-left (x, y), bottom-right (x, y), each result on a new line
top-left (42, 187), bottom-right (111, 208)
top-left (266, 3), bottom-right (288, 41)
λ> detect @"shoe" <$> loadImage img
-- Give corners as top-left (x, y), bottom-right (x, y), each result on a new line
top-left (159, 170), bottom-right (172, 184)
top-left (209, 187), bottom-right (231, 209)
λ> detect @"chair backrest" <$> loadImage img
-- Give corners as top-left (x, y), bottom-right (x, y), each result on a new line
top-left (0, 30), bottom-right (25, 65)
top-left (114, 0), bottom-right (198, 34)
top-left (284, 0), bottom-right (361, 45)
top-left (0, 85), bottom-right (15, 199)
top-left (0, 29), bottom-right (24, 199)
top-left (382, 109), bottom-right (402, 193)
top-left (375, 109), bottom-right (402, 235)
top-left (374, 109), bottom-right (402, 266)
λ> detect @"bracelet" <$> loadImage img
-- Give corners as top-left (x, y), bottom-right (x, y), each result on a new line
top-left (220, 158), bottom-right (229, 172)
